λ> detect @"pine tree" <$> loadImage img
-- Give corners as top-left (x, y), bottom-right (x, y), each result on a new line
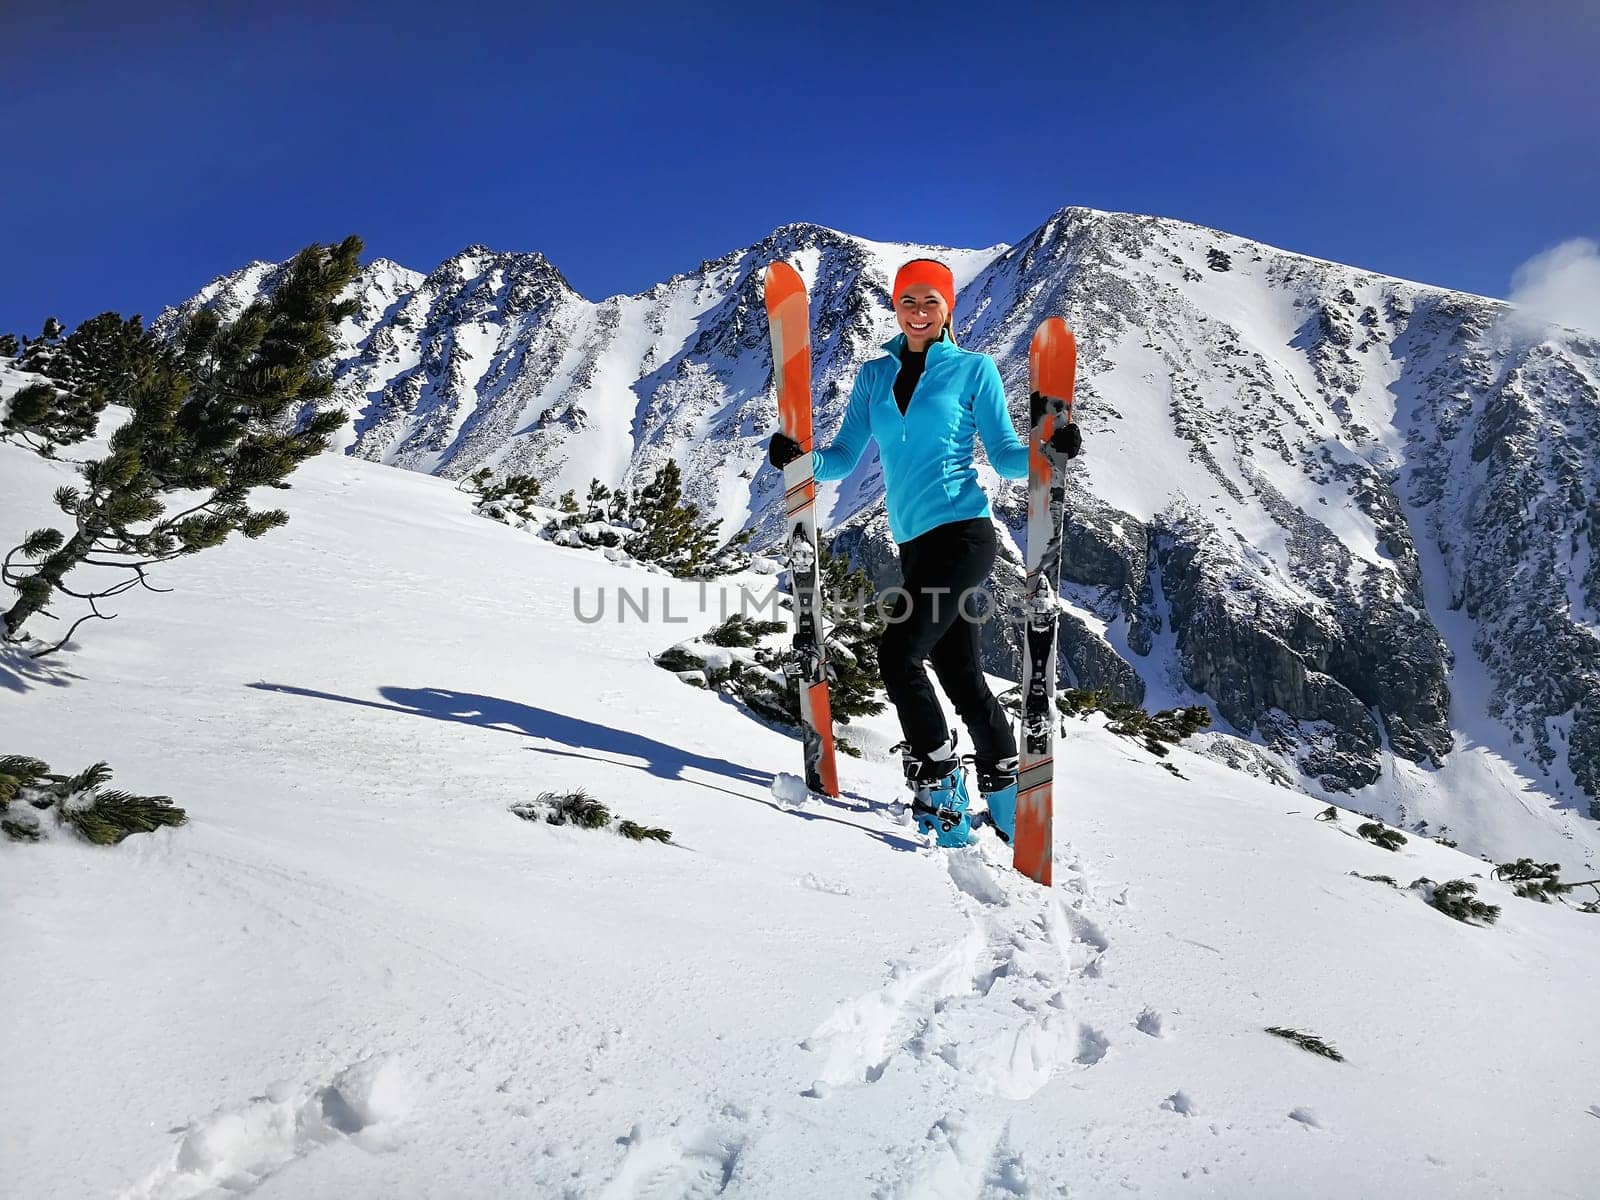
top-left (0, 333), bottom-right (18, 357)
top-left (584, 477), bottom-right (612, 519)
top-left (2, 237), bottom-right (363, 653)
top-left (817, 538), bottom-right (887, 721)
top-left (465, 468), bottom-right (543, 521)
top-left (3, 312), bottom-right (169, 454)
top-left (706, 525), bottom-right (755, 575)
top-left (21, 317), bottom-right (65, 352)
top-left (624, 458), bottom-right (723, 577)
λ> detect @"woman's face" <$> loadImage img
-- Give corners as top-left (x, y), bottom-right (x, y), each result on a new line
top-left (895, 286), bottom-right (949, 351)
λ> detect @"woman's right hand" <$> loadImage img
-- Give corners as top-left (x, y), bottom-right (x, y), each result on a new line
top-left (768, 431), bottom-right (804, 469)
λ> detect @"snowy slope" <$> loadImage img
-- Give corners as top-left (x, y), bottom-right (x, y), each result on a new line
top-left (4, 437), bottom-right (1598, 1199)
top-left (153, 211), bottom-right (1600, 864)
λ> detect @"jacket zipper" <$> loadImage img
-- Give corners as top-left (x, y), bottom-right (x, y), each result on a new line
top-left (896, 339), bottom-right (942, 443)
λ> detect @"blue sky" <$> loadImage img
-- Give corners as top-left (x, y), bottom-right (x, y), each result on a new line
top-left (2, 0), bottom-right (1596, 334)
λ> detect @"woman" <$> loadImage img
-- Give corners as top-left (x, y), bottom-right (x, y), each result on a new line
top-left (768, 258), bottom-right (1082, 847)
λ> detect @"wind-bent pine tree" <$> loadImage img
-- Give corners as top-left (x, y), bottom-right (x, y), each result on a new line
top-left (2, 236), bottom-right (363, 653)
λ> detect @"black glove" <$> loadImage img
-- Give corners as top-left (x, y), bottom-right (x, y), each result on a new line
top-left (1049, 421), bottom-right (1082, 459)
top-left (768, 431), bottom-right (804, 469)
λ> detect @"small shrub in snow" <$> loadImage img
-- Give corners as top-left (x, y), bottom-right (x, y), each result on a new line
top-left (1349, 872), bottom-right (1397, 886)
top-left (509, 789), bottom-right (671, 844)
top-left (706, 526), bottom-right (756, 576)
top-left (1411, 878), bottom-right (1500, 926)
top-left (1315, 806), bottom-right (1340, 822)
top-left (1, 755), bottom-right (187, 844)
top-left (538, 789), bottom-right (609, 828)
top-left (617, 819), bottom-right (672, 843)
top-left (1047, 689), bottom-right (1211, 757)
top-left (648, 540), bottom-right (887, 739)
top-left (1265, 1027), bottom-right (1345, 1062)
top-left (461, 467), bottom-right (544, 523)
top-left (1357, 822), bottom-right (1407, 851)
top-left (702, 614), bottom-right (786, 648)
top-left (652, 645), bottom-right (705, 674)
top-left (1492, 858), bottom-right (1570, 903)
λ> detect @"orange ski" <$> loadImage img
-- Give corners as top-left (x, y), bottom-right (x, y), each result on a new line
top-left (764, 261), bottom-right (839, 797)
top-left (1015, 317), bottom-right (1077, 885)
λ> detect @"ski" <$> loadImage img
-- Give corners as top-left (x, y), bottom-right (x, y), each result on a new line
top-left (1015, 317), bottom-right (1078, 886)
top-left (764, 260), bottom-right (840, 798)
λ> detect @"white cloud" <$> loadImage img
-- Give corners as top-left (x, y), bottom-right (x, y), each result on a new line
top-left (1508, 238), bottom-right (1600, 339)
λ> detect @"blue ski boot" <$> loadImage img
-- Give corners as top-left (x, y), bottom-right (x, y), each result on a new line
top-left (971, 755), bottom-right (1020, 845)
top-left (901, 739), bottom-right (973, 848)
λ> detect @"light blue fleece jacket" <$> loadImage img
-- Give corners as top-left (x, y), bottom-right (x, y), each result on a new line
top-left (813, 333), bottom-right (1030, 544)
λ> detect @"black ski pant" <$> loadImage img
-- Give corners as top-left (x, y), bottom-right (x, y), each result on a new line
top-left (879, 517), bottom-right (1017, 765)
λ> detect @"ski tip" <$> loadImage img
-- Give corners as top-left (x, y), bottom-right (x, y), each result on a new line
top-left (1033, 315), bottom-right (1075, 346)
top-left (765, 259), bottom-right (804, 296)
top-left (1029, 317), bottom-right (1077, 406)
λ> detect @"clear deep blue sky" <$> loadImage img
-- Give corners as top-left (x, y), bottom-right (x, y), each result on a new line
top-left (2, 0), bottom-right (1595, 334)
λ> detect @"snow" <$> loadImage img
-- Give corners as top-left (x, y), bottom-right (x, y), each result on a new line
top-left (0, 368), bottom-right (24, 422)
top-left (5, 436), bottom-right (1599, 1198)
top-left (769, 772), bottom-right (811, 808)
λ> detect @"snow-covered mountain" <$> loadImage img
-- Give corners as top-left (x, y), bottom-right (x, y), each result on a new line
top-left (5, 442), bottom-right (1597, 1198)
top-left (157, 209), bottom-right (1600, 861)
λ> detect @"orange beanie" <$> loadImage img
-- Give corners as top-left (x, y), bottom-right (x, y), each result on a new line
top-left (892, 259), bottom-right (956, 316)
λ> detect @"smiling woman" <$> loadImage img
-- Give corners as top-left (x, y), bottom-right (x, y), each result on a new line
top-left (892, 257), bottom-right (957, 351)
top-left (767, 257), bottom-right (1083, 847)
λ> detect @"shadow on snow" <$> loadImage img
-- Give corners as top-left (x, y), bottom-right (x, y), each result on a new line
top-left (248, 682), bottom-right (920, 852)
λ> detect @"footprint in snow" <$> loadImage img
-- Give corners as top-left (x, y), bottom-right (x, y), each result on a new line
top-left (947, 849), bottom-right (1007, 905)
top-left (1136, 1008), bottom-right (1165, 1037)
top-left (872, 1116), bottom-right (996, 1200)
top-left (1074, 1024), bottom-right (1109, 1066)
top-left (806, 838), bottom-right (1109, 1104)
top-left (1161, 1090), bottom-right (1197, 1116)
top-left (1288, 1107), bottom-right (1322, 1129)
top-left (801, 930), bottom-right (986, 1090)
top-left (875, 1116), bottom-right (1046, 1199)
top-left (1063, 905), bottom-right (1109, 955)
top-left (798, 873), bottom-right (851, 896)
top-left (599, 1122), bottom-right (745, 1200)
top-left (122, 1055), bottom-right (416, 1200)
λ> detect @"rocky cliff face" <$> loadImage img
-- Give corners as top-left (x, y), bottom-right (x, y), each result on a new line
top-left (164, 208), bottom-right (1600, 854)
